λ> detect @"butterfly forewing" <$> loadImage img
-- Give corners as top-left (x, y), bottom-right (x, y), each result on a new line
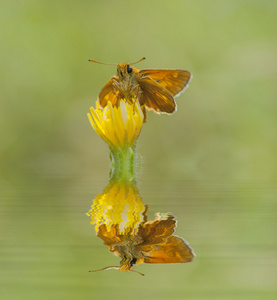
top-left (139, 69), bottom-right (191, 97)
top-left (141, 236), bottom-right (194, 264)
top-left (98, 76), bottom-right (119, 108)
top-left (97, 224), bottom-right (119, 246)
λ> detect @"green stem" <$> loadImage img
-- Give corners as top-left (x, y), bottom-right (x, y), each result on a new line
top-left (110, 146), bottom-right (136, 181)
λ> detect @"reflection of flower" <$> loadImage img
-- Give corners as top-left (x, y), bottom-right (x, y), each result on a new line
top-left (86, 179), bottom-right (146, 235)
top-left (87, 99), bottom-right (143, 150)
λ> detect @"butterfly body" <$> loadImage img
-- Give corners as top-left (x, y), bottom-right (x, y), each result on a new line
top-left (97, 61), bottom-right (191, 121)
top-left (111, 63), bottom-right (142, 102)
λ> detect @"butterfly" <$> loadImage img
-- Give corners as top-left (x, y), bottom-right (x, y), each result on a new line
top-left (89, 58), bottom-right (191, 122)
top-left (89, 213), bottom-right (194, 276)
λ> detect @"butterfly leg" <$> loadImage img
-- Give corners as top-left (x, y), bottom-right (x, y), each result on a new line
top-left (130, 84), bottom-right (144, 117)
top-left (113, 80), bottom-right (132, 104)
top-left (112, 80), bottom-right (125, 106)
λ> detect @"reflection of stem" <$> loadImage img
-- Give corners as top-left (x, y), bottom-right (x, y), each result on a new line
top-left (110, 146), bottom-right (136, 181)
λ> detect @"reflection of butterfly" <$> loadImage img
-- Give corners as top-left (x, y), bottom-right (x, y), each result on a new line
top-left (90, 214), bottom-right (194, 276)
top-left (89, 58), bottom-right (191, 122)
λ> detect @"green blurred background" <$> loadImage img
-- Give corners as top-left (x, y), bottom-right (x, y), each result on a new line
top-left (1, 0), bottom-right (276, 299)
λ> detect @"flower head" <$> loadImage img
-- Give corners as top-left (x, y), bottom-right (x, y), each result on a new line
top-left (88, 99), bottom-right (143, 150)
top-left (86, 180), bottom-right (146, 235)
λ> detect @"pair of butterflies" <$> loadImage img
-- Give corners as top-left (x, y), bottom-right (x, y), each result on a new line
top-left (90, 57), bottom-right (191, 121)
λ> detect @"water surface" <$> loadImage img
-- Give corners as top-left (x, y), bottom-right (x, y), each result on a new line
top-left (1, 174), bottom-right (276, 300)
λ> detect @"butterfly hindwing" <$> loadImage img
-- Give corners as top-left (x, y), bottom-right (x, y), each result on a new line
top-left (138, 77), bottom-right (176, 114)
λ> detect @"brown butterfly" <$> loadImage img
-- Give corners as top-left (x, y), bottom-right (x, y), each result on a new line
top-left (89, 213), bottom-right (194, 276)
top-left (89, 58), bottom-right (191, 122)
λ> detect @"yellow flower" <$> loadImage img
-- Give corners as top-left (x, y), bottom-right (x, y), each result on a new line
top-left (87, 99), bottom-right (143, 150)
top-left (86, 180), bottom-right (146, 235)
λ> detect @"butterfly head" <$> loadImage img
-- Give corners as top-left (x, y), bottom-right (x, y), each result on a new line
top-left (117, 57), bottom-right (145, 79)
top-left (117, 63), bottom-right (134, 79)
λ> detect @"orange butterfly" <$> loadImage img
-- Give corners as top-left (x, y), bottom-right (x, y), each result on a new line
top-left (89, 58), bottom-right (191, 122)
top-left (90, 213), bottom-right (194, 276)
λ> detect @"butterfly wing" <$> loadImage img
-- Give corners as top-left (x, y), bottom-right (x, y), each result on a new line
top-left (98, 76), bottom-right (120, 108)
top-left (138, 219), bottom-right (176, 245)
top-left (97, 224), bottom-right (118, 246)
top-left (138, 77), bottom-right (176, 114)
top-left (140, 236), bottom-right (194, 264)
top-left (139, 69), bottom-right (191, 97)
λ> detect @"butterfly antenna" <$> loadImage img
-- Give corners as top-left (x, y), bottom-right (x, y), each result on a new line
top-left (130, 57), bottom-right (146, 65)
top-left (130, 269), bottom-right (145, 276)
top-left (88, 59), bottom-right (117, 66)
top-left (89, 266), bottom-right (120, 273)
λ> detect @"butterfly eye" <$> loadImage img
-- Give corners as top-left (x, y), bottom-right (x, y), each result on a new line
top-left (127, 65), bottom-right (132, 74)
top-left (130, 258), bottom-right (137, 266)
